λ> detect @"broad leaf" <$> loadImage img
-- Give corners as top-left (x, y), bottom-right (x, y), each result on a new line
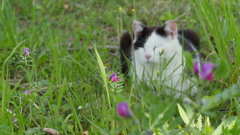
top-left (177, 103), bottom-right (195, 127)
top-left (213, 116), bottom-right (237, 135)
top-left (214, 59), bottom-right (231, 79)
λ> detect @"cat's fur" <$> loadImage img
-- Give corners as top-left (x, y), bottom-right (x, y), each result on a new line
top-left (120, 20), bottom-right (200, 98)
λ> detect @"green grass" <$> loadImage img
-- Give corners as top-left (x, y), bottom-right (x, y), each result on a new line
top-left (0, 0), bottom-right (240, 134)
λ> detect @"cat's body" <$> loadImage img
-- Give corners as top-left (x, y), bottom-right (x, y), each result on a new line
top-left (120, 20), bottom-right (200, 98)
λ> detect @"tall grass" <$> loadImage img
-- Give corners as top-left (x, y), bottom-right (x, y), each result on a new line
top-left (192, 0), bottom-right (240, 79)
top-left (0, 0), bottom-right (239, 134)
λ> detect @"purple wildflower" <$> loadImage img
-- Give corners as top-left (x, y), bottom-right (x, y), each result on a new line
top-left (117, 102), bottom-right (132, 117)
top-left (109, 73), bottom-right (119, 82)
top-left (201, 63), bottom-right (213, 81)
top-left (24, 90), bottom-right (30, 95)
top-left (194, 61), bottom-right (214, 81)
top-left (24, 48), bottom-right (30, 55)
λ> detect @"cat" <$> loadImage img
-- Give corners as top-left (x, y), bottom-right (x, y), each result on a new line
top-left (120, 20), bottom-right (200, 98)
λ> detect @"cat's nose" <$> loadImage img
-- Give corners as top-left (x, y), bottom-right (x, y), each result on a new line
top-left (145, 54), bottom-right (151, 60)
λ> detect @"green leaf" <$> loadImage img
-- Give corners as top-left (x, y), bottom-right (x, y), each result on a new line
top-left (234, 98), bottom-right (240, 115)
top-left (12, 78), bottom-right (23, 92)
top-left (196, 114), bottom-right (203, 131)
top-left (94, 46), bottom-right (111, 108)
top-left (169, 129), bottom-right (184, 134)
top-left (214, 59), bottom-right (231, 79)
top-left (230, 117), bottom-right (240, 135)
top-left (67, 125), bottom-right (74, 133)
top-left (230, 84), bottom-right (239, 96)
top-left (213, 93), bottom-right (222, 103)
top-left (222, 19), bottom-right (228, 37)
top-left (64, 114), bottom-right (73, 123)
top-left (222, 88), bottom-right (231, 100)
top-left (116, 90), bottom-right (123, 93)
top-left (94, 46), bottom-right (107, 80)
top-left (144, 112), bottom-right (150, 119)
top-left (204, 125), bottom-right (213, 134)
top-left (206, 116), bottom-right (211, 126)
top-left (213, 116), bottom-right (237, 135)
top-left (36, 52), bottom-right (47, 67)
top-left (188, 126), bottom-right (200, 135)
top-left (184, 104), bottom-right (194, 120)
top-left (177, 103), bottom-right (195, 127)
top-left (200, 98), bottom-right (213, 111)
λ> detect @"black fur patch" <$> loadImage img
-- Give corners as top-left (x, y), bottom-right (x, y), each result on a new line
top-left (178, 29), bottom-right (200, 50)
top-left (120, 31), bottom-right (132, 75)
top-left (155, 25), bottom-right (168, 37)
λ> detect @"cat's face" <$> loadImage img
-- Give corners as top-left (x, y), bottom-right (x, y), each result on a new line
top-left (133, 20), bottom-right (181, 64)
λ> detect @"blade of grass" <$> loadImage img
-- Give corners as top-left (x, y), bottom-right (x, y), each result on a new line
top-left (83, 116), bottom-right (110, 135)
top-left (94, 46), bottom-right (111, 109)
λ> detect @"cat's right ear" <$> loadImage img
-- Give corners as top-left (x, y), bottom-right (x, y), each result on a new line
top-left (132, 20), bottom-right (144, 37)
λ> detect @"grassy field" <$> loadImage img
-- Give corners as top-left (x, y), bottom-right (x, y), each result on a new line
top-left (1, 0), bottom-right (240, 134)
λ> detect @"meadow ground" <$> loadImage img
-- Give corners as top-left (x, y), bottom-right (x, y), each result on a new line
top-left (0, 0), bottom-right (240, 134)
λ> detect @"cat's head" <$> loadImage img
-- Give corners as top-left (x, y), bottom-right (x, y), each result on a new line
top-left (132, 20), bottom-right (182, 64)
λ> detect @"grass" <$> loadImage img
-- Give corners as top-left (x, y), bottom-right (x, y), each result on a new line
top-left (0, 0), bottom-right (240, 134)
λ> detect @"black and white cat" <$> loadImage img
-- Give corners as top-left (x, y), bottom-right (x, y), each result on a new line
top-left (120, 20), bottom-right (200, 98)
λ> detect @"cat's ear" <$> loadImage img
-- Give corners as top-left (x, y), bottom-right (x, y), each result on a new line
top-left (132, 20), bottom-right (144, 37)
top-left (163, 20), bottom-right (178, 39)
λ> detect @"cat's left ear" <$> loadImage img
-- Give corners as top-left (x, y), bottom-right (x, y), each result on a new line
top-left (132, 20), bottom-right (145, 37)
top-left (163, 20), bottom-right (178, 39)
